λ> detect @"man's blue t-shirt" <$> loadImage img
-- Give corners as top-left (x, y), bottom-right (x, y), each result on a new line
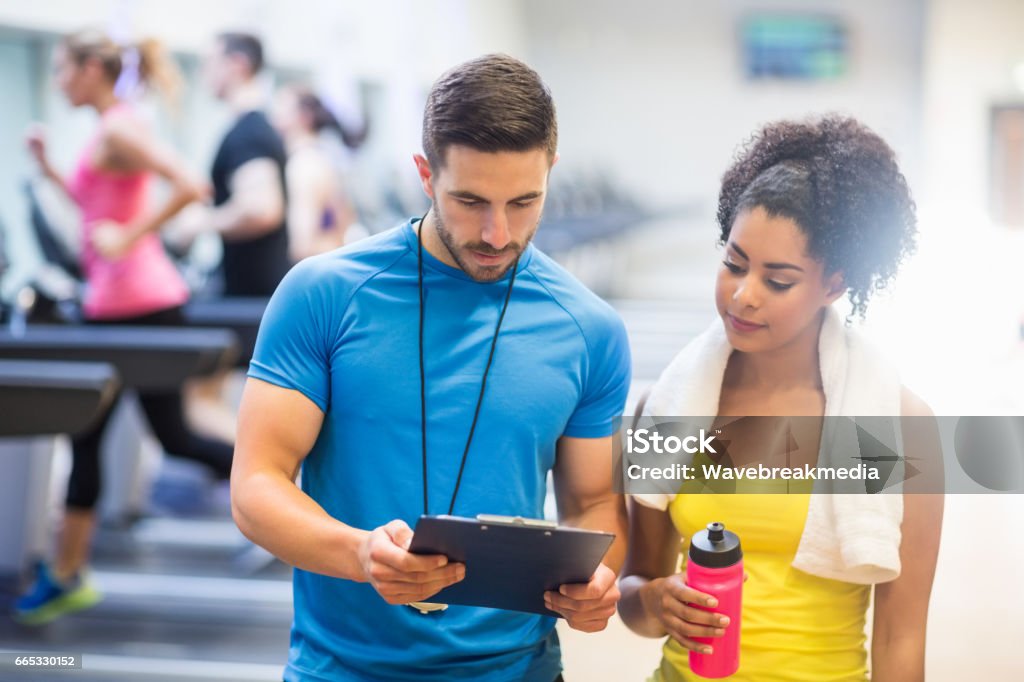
top-left (248, 219), bottom-right (631, 682)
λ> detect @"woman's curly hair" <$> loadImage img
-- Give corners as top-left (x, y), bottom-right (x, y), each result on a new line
top-left (716, 115), bottom-right (917, 318)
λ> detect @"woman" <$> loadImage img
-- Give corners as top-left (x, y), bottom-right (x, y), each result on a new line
top-left (618, 116), bottom-right (943, 681)
top-left (14, 29), bottom-right (234, 624)
top-left (270, 83), bottom-right (365, 261)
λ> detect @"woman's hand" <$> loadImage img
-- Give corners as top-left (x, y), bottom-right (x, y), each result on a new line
top-left (25, 123), bottom-right (75, 202)
top-left (642, 573), bottom-right (732, 655)
top-left (26, 124), bottom-right (48, 167)
top-left (91, 221), bottom-right (136, 260)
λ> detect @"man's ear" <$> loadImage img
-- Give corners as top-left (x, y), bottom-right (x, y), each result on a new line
top-left (413, 154), bottom-right (435, 200)
top-left (228, 52), bottom-right (250, 81)
top-left (824, 271), bottom-right (846, 306)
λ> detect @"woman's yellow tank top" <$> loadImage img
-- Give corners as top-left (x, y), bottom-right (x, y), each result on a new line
top-left (650, 476), bottom-right (871, 682)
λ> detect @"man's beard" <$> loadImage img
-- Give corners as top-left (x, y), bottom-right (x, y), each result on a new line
top-left (433, 202), bottom-right (539, 282)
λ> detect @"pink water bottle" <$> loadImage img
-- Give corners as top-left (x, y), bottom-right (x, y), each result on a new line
top-left (685, 522), bottom-right (743, 679)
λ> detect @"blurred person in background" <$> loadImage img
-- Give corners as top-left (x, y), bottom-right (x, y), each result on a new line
top-left (176, 31), bottom-right (290, 297)
top-left (618, 116), bottom-right (943, 682)
top-left (13, 28), bottom-right (235, 625)
top-left (176, 31), bottom-right (292, 444)
top-left (271, 83), bottom-right (367, 261)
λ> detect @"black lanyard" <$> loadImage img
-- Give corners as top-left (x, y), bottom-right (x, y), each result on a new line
top-left (416, 214), bottom-right (518, 516)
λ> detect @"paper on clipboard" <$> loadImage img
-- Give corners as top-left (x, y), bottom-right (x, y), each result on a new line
top-left (408, 514), bottom-right (615, 617)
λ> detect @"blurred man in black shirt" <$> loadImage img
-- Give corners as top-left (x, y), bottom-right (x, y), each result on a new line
top-left (183, 31), bottom-right (290, 297)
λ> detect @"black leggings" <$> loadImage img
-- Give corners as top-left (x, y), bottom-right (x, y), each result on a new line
top-left (65, 306), bottom-right (234, 510)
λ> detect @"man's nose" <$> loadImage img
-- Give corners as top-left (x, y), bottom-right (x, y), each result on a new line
top-left (481, 210), bottom-right (511, 251)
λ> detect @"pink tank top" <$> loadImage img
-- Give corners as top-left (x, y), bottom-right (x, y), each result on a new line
top-left (68, 103), bottom-right (189, 320)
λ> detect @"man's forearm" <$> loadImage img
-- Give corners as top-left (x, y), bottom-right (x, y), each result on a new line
top-left (563, 496), bottom-right (628, 573)
top-left (232, 468), bottom-right (368, 580)
top-left (206, 200), bottom-right (282, 240)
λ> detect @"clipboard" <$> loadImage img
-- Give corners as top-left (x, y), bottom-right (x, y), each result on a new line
top-left (408, 514), bottom-right (615, 617)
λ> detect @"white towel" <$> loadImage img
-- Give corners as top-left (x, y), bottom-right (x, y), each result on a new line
top-left (634, 307), bottom-right (903, 584)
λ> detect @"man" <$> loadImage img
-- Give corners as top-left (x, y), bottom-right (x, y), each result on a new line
top-left (189, 31), bottom-right (290, 297)
top-left (232, 54), bottom-right (631, 682)
top-left (179, 32), bottom-right (292, 441)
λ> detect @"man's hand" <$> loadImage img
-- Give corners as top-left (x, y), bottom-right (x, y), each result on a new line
top-left (544, 562), bottom-right (620, 632)
top-left (357, 519), bottom-right (465, 605)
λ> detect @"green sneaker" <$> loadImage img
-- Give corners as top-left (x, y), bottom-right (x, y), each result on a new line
top-left (12, 563), bottom-right (102, 625)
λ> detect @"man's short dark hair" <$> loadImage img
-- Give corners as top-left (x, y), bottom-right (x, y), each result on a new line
top-left (217, 31), bottom-right (264, 74)
top-left (422, 54), bottom-right (557, 169)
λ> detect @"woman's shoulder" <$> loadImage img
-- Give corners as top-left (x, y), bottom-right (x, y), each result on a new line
top-left (900, 385), bottom-right (934, 418)
top-left (97, 105), bottom-right (150, 150)
top-left (289, 143), bottom-right (333, 169)
top-left (287, 146), bottom-right (334, 182)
